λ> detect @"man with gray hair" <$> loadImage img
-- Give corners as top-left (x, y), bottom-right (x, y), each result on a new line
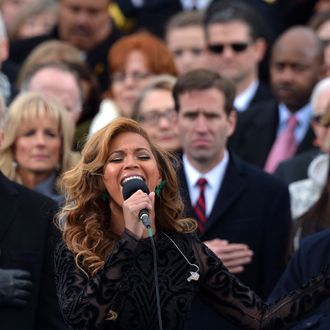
top-left (0, 93), bottom-right (67, 329)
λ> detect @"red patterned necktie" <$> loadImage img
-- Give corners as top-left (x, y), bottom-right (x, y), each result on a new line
top-left (193, 178), bottom-right (208, 233)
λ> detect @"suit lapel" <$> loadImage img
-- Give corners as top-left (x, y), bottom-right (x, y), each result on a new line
top-left (0, 172), bottom-right (19, 242)
top-left (178, 155), bottom-right (248, 237)
top-left (178, 164), bottom-right (195, 218)
top-left (249, 82), bottom-right (274, 109)
top-left (251, 102), bottom-right (279, 160)
top-left (203, 156), bottom-right (247, 235)
top-left (233, 100), bottom-right (279, 167)
top-left (297, 125), bottom-right (315, 154)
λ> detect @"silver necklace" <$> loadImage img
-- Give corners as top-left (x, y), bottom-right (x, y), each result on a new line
top-left (162, 232), bottom-right (200, 282)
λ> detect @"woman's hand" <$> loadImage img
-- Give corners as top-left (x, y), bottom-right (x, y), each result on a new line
top-left (122, 190), bottom-right (155, 238)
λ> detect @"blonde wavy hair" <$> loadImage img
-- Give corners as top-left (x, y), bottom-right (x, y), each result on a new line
top-left (58, 117), bottom-right (196, 277)
top-left (0, 92), bottom-right (79, 186)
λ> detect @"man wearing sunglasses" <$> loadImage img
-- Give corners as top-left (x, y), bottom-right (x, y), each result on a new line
top-left (204, 0), bottom-right (274, 113)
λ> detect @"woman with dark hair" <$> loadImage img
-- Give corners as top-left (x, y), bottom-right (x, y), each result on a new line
top-left (55, 117), bottom-right (330, 330)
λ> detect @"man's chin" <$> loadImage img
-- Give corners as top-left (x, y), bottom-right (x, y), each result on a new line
top-left (192, 152), bottom-right (212, 163)
top-left (67, 36), bottom-right (92, 51)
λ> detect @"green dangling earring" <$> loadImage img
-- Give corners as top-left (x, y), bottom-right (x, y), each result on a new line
top-left (155, 180), bottom-right (166, 197)
top-left (100, 191), bottom-right (109, 202)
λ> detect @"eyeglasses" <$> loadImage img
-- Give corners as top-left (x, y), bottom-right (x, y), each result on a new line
top-left (172, 47), bottom-right (204, 57)
top-left (312, 114), bottom-right (323, 124)
top-left (138, 109), bottom-right (177, 126)
top-left (321, 39), bottom-right (330, 48)
top-left (312, 114), bottom-right (330, 128)
top-left (111, 71), bottom-right (151, 83)
top-left (207, 42), bottom-right (250, 55)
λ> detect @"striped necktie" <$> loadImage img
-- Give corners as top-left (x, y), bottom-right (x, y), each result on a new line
top-left (193, 178), bottom-right (208, 233)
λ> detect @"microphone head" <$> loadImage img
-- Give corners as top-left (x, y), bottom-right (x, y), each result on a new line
top-left (122, 178), bottom-right (150, 200)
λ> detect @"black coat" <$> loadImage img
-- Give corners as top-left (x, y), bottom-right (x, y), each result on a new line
top-left (269, 229), bottom-right (330, 330)
top-left (178, 154), bottom-right (292, 330)
top-left (274, 148), bottom-right (320, 185)
top-left (229, 99), bottom-right (315, 169)
top-left (245, 81), bottom-right (274, 111)
top-left (0, 172), bottom-right (67, 330)
top-left (8, 24), bottom-right (123, 92)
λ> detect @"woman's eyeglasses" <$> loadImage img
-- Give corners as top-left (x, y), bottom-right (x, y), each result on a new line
top-left (138, 109), bottom-right (177, 126)
top-left (111, 72), bottom-right (151, 83)
top-left (207, 42), bottom-right (250, 55)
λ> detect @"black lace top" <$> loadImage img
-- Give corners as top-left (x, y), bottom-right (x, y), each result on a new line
top-left (54, 230), bottom-right (330, 330)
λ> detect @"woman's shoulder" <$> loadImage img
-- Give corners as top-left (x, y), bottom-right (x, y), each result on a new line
top-left (160, 231), bottom-right (200, 251)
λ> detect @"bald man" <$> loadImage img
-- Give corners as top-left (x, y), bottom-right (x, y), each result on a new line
top-left (230, 26), bottom-right (326, 171)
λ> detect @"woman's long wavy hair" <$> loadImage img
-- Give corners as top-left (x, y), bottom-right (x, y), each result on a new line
top-left (58, 117), bottom-right (196, 276)
top-left (0, 92), bottom-right (79, 189)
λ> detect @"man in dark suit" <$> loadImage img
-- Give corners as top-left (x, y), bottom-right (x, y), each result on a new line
top-left (268, 229), bottom-right (330, 330)
top-left (8, 0), bottom-right (123, 92)
top-left (173, 69), bottom-right (292, 330)
top-left (0, 95), bottom-right (66, 329)
top-left (275, 149), bottom-right (320, 185)
top-left (204, 0), bottom-right (274, 113)
top-left (230, 26), bottom-right (325, 171)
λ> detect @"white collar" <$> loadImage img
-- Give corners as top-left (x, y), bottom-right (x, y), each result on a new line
top-left (234, 80), bottom-right (259, 112)
top-left (183, 150), bottom-right (229, 191)
top-left (180, 0), bottom-right (211, 10)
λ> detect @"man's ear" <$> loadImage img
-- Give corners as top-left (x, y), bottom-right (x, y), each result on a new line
top-left (0, 131), bottom-right (3, 148)
top-left (227, 109), bottom-right (237, 138)
top-left (0, 39), bottom-right (8, 65)
top-left (254, 38), bottom-right (267, 63)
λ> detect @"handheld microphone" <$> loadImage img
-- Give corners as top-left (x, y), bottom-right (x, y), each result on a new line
top-left (122, 178), bottom-right (151, 228)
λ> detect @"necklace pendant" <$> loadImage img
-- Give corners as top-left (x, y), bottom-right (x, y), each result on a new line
top-left (187, 271), bottom-right (200, 282)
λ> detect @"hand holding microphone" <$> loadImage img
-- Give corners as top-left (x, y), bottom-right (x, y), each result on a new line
top-left (122, 178), bottom-right (155, 238)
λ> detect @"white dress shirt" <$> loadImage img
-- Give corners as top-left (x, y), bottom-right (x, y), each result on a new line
top-left (180, 0), bottom-right (211, 10)
top-left (182, 150), bottom-right (229, 217)
top-left (277, 102), bottom-right (312, 144)
top-left (234, 80), bottom-right (259, 112)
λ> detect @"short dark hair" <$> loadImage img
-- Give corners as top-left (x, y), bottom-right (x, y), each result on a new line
top-left (204, 0), bottom-right (267, 41)
top-left (172, 69), bottom-right (236, 115)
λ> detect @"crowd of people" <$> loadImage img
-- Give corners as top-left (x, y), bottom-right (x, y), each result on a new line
top-left (1, 0), bottom-right (330, 329)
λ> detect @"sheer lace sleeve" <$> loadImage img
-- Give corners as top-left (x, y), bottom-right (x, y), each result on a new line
top-left (193, 239), bottom-right (330, 329)
top-left (54, 230), bottom-right (139, 330)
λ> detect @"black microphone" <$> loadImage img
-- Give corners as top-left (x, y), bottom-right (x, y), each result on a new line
top-left (122, 178), bottom-right (151, 228)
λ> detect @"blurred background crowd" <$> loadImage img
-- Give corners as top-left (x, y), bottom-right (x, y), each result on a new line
top-left (2, 0), bottom-right (330, 329)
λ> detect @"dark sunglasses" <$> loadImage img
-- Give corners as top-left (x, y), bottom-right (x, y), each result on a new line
top-left (207, 42), bottom-right (250, 54)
